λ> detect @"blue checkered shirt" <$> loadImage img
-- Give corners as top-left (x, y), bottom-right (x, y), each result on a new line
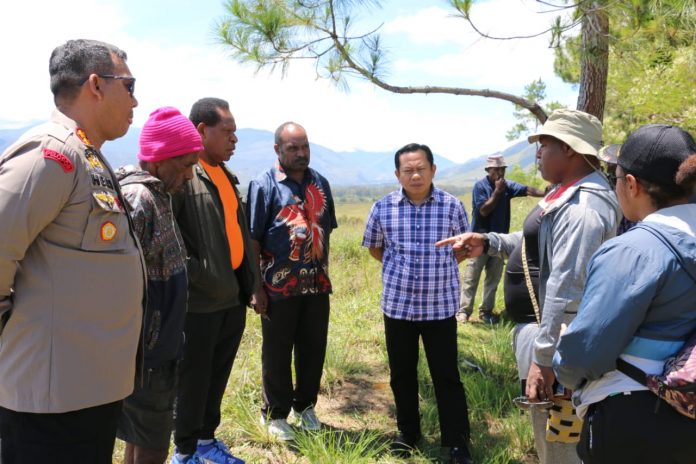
top-left (362, 187), bottom-right (469, 321)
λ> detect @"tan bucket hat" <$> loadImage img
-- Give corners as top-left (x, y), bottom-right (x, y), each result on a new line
top-left (484, 154), bottom-right (507, 169)
top-left (528, 109), bottom-right (603, 157)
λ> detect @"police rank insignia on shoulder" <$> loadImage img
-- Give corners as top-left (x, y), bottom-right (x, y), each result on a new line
top-left (43, 149), bottom-right (74, 173)
top-left (84, 148), bottom-right (104, 172)
top-left (100, 221), bottom-right (117, 241)
top-left (75, 127), bottom-right (93, 147)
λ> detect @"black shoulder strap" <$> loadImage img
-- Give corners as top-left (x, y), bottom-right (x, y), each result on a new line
top-left (616, 358), bottom-right (648, 386)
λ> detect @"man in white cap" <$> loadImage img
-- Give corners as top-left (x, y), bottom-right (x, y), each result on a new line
top-left (438, 109), bottom-right (620, 464)
top-left (458, 154), bottom-right (544, 324)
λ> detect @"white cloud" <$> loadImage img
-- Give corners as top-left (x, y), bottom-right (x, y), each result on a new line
top-left (383, 6), bottom-right (478, 46)
top-left (382, 1), bottom-right (578, 89)
top-left (0, 0), bottom-right (132, 124)
top-left (384, 2), bottom-right (574, 47)
top-left (0, 0), bottom-right (577, 163)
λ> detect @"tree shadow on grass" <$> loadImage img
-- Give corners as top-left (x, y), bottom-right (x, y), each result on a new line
top-left (322, 374), bottom-right (395, 417)
top-left (312, 375), bottom-right (458, 463)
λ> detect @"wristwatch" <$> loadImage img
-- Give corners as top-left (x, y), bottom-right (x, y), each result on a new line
top-left (482, 235), bottom-right (490, 254)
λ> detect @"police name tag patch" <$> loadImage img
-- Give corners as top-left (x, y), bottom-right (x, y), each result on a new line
top-left (43, 149), bottom-right (74, 173)
top-left (100, 221), bottom-right (117, 241)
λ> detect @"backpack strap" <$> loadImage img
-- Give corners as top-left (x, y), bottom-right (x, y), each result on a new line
top-left (616, 358), bottom-right (648, 386)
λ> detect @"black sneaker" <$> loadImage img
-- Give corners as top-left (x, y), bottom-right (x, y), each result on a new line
top-left (480, 313), bottom-right (500, 325)
top-left (390, 433), bottom-right (420, 458)
top-left (450, 445), bottom-right (473, 464)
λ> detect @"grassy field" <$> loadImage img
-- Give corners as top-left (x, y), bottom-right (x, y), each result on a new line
top-left (114, 193), bottom-right (541, 464)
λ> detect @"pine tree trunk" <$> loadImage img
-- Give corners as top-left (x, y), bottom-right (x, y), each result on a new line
top-left (576, 1), bottom-right (609, 121)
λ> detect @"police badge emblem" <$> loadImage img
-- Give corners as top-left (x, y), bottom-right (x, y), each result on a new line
top-left (93, 191), bottom-right (122, 212)
top-left (100, 221), bottom-right (117, 241)
top-left (84, 148), bottom-right (105, 172)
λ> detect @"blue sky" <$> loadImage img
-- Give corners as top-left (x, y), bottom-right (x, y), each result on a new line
top-left (0, 0), bottom-right (578, 162)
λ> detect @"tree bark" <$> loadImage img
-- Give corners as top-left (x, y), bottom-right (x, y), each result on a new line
top-left (576, 1), bottom-right (609, 121)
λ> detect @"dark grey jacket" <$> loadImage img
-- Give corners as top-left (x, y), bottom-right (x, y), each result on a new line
top-left (173, 163), bottom-right (259, 313)
top-left (487, 171), bottom-right (620, 366)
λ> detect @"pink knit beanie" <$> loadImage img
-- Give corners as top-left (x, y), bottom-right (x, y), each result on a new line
top-left (138, 106), bottom-right (203, 162)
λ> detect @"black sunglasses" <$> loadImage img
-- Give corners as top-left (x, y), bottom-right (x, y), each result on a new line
top-left (80, 74), bottom-right (136, 96)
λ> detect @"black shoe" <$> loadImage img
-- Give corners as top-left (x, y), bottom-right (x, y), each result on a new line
top-left (480, 313), bottom-right (500, 325)
top-left (450, 445), bottom-right (473, 464)
top-left (390, 433), bottom-right (420, 458)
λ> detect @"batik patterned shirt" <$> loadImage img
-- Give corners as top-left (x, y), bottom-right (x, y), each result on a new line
top-left (247, 161), bottom-right (337, 302)
top-left (362, 187), bottom-right (469, 321)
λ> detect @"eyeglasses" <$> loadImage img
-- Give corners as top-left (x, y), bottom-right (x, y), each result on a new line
top-left (612, 175), bottom-right (627, 190)
top-left (80, 74), bottom-right (136, 96)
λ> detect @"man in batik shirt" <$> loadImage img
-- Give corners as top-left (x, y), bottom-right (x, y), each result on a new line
top-left (247, 121), bottom-right (337, 441)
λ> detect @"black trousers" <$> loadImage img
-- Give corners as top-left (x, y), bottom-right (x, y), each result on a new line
top-left (261, 294), bottom-right (330, 420)
top-left (0, 400), bottom-right (122, 464)
top-left (384, 315), bottom-right (470, 447)
top-left (578, 390), bottom-right (696, 464)
top-left (173, 305), bottom-right (246, 454)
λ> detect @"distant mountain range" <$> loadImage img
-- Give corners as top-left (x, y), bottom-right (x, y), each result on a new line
top-left (0, 124), bottom-right (537, 188)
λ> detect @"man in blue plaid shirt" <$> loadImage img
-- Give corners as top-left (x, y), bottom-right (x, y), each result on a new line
top-left (362, 143), bottom-right (473, 464)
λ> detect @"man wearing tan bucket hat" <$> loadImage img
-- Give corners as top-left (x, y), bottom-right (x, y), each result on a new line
top-left (438, 109), bottom-right (620, 464)
top-left (459, 153), bottom-right (544, 324)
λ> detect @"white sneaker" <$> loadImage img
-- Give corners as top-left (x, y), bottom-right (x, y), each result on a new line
top-left (293, 407), bottom-right (321, 431)
top-left (260, 415), bottom-right (295, 441)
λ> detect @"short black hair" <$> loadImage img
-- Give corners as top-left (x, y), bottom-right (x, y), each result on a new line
top-left (394, 143), bottom-right (434, 169)
top-left (274, 121), bottom-right (305, 145)
top-left (626, 169), bottom-right (690, 209)
top-left (49, 39), bottom-right (127, 102)
top-left (189, 98), bottom-right (230, 127)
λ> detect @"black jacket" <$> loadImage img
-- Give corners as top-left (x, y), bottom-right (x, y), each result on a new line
top-left (173, 163), bottom-right (259, 313)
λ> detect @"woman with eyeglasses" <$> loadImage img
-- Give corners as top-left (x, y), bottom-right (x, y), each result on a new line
top-left (554, 124), bottom-right (696, 464)
top-left (598, 144), bottom-right (638, 235)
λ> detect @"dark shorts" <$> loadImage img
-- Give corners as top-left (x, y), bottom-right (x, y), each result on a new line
top-left (117, 360), bottom-right (178, 451)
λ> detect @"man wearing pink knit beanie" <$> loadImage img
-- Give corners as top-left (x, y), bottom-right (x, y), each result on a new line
top-left (115, 107), bottom-right (202, 464)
